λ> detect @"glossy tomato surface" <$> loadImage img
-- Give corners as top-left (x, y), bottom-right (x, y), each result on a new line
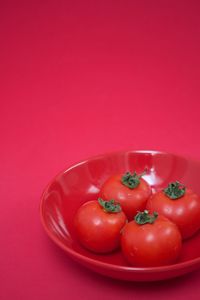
top-left (40, 150), bottom-right (200, 281)
top-left (147, 189), bottom-right (200, 239)
top-left (121, 215), bottom-right (182, 267)
top-left (100, 175), bottom-right (151, 220)
top-left (74, 200), bottom-right (127, 253)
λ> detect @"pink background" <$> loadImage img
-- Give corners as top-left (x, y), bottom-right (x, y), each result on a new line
top-left (1, 0), bottom-right (200, 299)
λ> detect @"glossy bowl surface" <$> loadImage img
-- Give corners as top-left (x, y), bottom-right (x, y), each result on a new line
top-left (40, 150), bottom-right (200, 281)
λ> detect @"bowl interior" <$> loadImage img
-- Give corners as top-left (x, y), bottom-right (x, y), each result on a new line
top-left (40, 151), bottom-right (200, 268)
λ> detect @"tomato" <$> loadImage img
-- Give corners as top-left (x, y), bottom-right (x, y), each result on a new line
top-left (100, 171), bottom-right (152, 220)
top-left (121, 210), bottom-right (182, 267)
top-left (74, 198), bottom-right (127, 253)
top-left (146, 181), bottom-right (200, 239)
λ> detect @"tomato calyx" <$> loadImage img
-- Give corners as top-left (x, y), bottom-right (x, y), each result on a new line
top-left (164, 181), bottom-right (186, 199)
top-left (121, 171), bottom-right (145, 189)
top-left (134, 210), bottom-right (158, 225)
top-left (98, 198), bottom-right (122, 213)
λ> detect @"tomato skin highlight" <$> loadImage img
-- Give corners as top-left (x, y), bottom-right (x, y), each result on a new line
top-left (74, 200), bottom-right (127, 253)
top-left (121, 215), bottom-right (182, 267)
top-left (100, 175), bottom-right (152, 220)
top-left (146, 189), bottom-right (200, 239)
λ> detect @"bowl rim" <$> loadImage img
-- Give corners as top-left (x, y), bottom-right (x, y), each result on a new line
top-left (39, 149), bottom-right (200, 273)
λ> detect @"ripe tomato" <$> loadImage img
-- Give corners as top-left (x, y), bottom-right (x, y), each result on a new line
top-left (100, 171), bottom-right (151, 220)
top-left (146, 181), bottom-right (200, 239)
top-left (121, 210), bottom-right (182, 267)
top-left (74, 198), bottom-right (127, 253)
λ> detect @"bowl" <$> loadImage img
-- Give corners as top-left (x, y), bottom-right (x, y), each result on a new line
top-left (40, 150), bottom-right (200, 281)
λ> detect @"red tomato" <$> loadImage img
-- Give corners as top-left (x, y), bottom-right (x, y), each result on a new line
top-left (121, 210), bottom-right (182, 267)
top-left (74, 198), bottom-right (127, 253)
top-left (100, 171), bottom-right (151, 220)
top-left (146, 181), bottom-right (200, 239)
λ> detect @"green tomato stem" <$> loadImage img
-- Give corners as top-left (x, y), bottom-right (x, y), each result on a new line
top-left (98, 198), bottom-right (121, 213)
top-left (121, 170), bottom-right (146, 189)
top-left (163, 181), bottom-right (185, 199)
top-left (134, 210), bottom-right (158, 225)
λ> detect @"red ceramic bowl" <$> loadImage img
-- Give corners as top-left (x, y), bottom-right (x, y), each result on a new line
top-left (40, 150), bottom-right (200, 281)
